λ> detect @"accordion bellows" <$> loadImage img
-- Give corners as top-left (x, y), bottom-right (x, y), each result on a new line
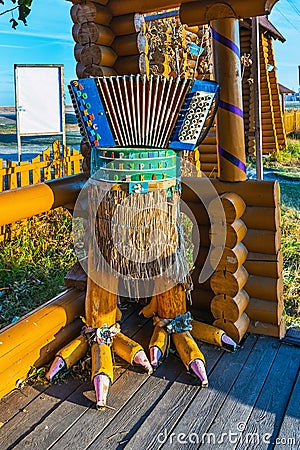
top-left (69, 75), bottom-right (219, 151)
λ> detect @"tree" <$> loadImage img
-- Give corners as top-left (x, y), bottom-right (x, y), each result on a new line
top-left (0, 0), bottom-right (33, 29)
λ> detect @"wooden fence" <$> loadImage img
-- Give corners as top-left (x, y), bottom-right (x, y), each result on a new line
top-left (283, 109), bottom-right (300, 135)
top-left (0, 141), bottom-right (83, 192)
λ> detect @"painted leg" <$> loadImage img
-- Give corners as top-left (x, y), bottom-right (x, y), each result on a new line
top-left (46, 335), bottom-right (88, 381)
top-left (149, 326), bottom-right (169, 368)
top-left (172, 331), bottom-right (208, 387)
top-left (191, 320), bottom-right (238, 352)
top-left (113, 333), bottom-right (152, 374)
top-left (91, 342), bottom-right (114, 410)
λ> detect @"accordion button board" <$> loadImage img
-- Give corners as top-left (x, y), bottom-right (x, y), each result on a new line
top-left (69, 75), bottom-right (219, 152)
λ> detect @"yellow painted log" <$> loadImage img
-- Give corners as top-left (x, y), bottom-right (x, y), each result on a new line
top-left (0, 289), bottom-right (85, 400)
top-left (149, 326), bottom-right (169, 355)
top-left (91, 342), bottom-right (113, 383)
top-left (210, 289), bottom-right (250, 322)
top-left (210, 265), bottom-right (249, 297)
top-left (172, 331), bottom-right (205, 368)
top-left (213, 312), bottom-right (250, 343)
top-left (56, 335), bottom-right (88, 368)
top-left (191, 320), bottom-right (225, 347)
top-left (141, 296), bottom-right (158, 318)
top-left (112, 333), bottom-right (145, 365)
top-left (0, 173), bottom-right (88, 227)
top-left (110, 13), bottom-right (145, 36)
top-left (246, 297), bottom-right (284, 325)
top-left (156, 284), bottom-right (187, 319)
top-left (210, 242), bottom-right (248, 273)
top-left (112, 32), bottom-right (148, 56)
top-left (210, 219), bottom-right (247, 248)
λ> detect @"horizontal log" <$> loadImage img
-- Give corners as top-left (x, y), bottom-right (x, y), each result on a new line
top-left (114, 54), bottom-right (149, 75)
top-left (71, 2), bottom-right (112, 25)
top-left (199, 144), bottom-right (217, 153)
top-left (244, 251), bottom-right (283, 278)
top-left (245, 275), bottom-right (283, 302)
top-left (0, 318), bottom-right (82, 401)
top-left (213, 312), bottom-right (250, 343)
top-left (220, 192), bottom-right (246, 223)
top-left (110, 13), bottom-right (145, 36)
top-left (191, 289), bottom-right (214, 311)
top-left (0, 289), bottom-right (85, 399)
top-left (210, 289), bottom-right (250, 322)
top-left (242, 205), bottom-right (280, 231)
top-left (76, 63), bottom-right (117, 78)
top-left (109, 0), bottom-right (182, 16)
top-left (199, 162), bottom-right (218, 174)
top-left (74, 43), bottom-right (116, 65)
top-left (199, 153), bottom-right (217, 163)
top-left (112, 32), bottom-right (148, 56)
top-left (181, 178), bottom-right (280, 208)
top-left (243, 229), bottom-right (281, 254)
top-left (72, 23), bottom-right (115, 46)
top-left (0, 173), bottom-right (88, 227)
top-left (210, 265), bottom-right (249, 297)
top-left (246, 297), bottom-right (284, 325)
top-left (210, 242), bottom-right (248, 273)
top-left (248, 317), bottom-right (286, 338)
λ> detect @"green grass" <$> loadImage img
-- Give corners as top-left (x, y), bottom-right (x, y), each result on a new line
top-left (0, 208), bottom-right (77, 329)
top-left (264, 137), bottom-right (300, 168)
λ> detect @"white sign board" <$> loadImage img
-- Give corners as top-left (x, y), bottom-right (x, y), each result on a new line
top-left (15, 64), bottom-right (64, 135)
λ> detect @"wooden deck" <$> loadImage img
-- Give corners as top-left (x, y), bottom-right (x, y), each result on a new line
top-left (0, 304), bottom-right (299, 450)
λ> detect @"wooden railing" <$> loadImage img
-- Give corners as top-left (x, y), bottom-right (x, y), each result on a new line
top-left (0, 141), bottom-right (83, 192)
top-left (283, 109), bottom-right (300, 135)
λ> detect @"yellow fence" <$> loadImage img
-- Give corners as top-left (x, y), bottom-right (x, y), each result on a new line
top-left (0, 141), bottom-right (83, 192)
top-left (283, 109), bottom-right (300, 135)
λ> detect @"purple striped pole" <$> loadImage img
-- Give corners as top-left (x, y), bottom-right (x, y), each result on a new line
top-left (211, 18), bottom-right (247, 181)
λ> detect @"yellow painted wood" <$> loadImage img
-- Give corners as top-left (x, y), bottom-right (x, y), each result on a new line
top-left (91, 342), bottom-right (114, 383)
top-left (172, 331), bottom-right (205, 369)
top-left (141, 296), bottom-right (158, 317)
top-left (149, 326), bottom-right (169, 355)
top-left (191, 320), bottom-right (225, 347)
top-left (213, 312), bottom-right (250, 343)
top-left (210, 290), bottom-right (250, 322)
top-left (57, 335), bottom-right (88, 368)
top-left (112, 333), bottom-right (144, 365)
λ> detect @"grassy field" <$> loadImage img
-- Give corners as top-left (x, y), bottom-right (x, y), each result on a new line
top-left (0, 139), bottom-right (299, 330)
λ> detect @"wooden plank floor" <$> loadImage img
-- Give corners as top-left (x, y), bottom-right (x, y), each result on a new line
top-left (0, 305), bottom-right (299, 450)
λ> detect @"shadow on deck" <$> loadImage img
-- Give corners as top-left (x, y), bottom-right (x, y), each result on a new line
top-left (0, 304), bottom-right (299, 450)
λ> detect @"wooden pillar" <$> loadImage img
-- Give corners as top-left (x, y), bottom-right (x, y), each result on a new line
top-left (211, 18), bottom-right (247, 182)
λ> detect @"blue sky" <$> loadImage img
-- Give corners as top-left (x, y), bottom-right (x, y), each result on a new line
top-left (0, 0), bottom-right (299, 105)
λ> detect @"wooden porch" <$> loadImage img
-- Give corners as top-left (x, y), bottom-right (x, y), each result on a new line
top-left (0, 304), bottom-right (299, 450)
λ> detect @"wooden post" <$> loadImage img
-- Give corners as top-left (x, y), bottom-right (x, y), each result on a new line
top-left (211, 18), bottom-right (247, 182)
top-left (252, 17), bottom-right (263, 180)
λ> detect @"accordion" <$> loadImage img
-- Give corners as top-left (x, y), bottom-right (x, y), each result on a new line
top-left (69, 75), bottom-right (219, 152)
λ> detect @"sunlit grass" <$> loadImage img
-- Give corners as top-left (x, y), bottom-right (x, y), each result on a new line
top-left (0, 208), bottom-right (77, 328)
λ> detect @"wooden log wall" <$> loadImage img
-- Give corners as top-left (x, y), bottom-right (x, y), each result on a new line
top-left (209, 193), bottom-right (250, 343)
top-left (259, 34), bottom-right (287, 154)
top-left (71, 1), bottom-right (149, 78)
top-left (182, 178), bottom-right (285, 339)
